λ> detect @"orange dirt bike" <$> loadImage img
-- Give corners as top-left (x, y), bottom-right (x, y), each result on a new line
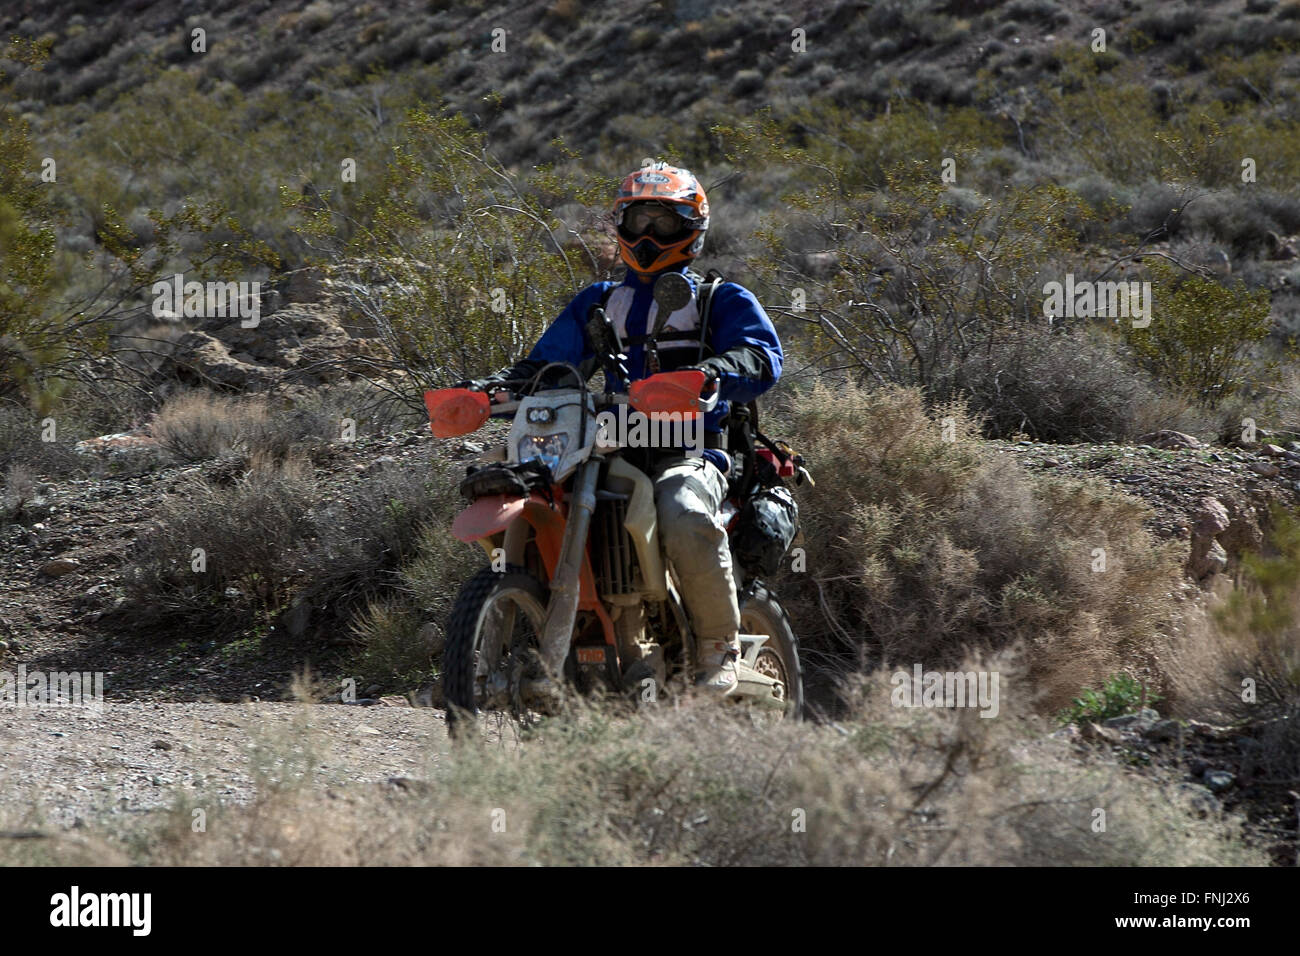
top-left (425, 274), bottom-right (803, 729)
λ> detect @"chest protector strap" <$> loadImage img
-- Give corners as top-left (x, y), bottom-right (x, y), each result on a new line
top-left (592, 269), bottom-right (724, 366)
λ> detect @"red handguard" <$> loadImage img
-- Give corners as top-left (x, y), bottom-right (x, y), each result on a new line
top-left (628, 369), bottom-right (708, 415)
top-left (424, 388), bottom-right (491, 438)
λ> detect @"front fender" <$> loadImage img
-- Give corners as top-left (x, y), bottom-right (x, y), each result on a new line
top-left (452, 494), bottom-right (610, 639)
top-left (452, 493), bottom-right (542, 543)
top-left (453, 493), bottom-right (569, 578)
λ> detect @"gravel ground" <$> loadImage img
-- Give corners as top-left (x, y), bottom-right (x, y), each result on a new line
top-left (0, 701), bottom-right (452, 831)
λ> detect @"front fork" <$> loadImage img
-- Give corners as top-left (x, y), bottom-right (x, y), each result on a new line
top-left (538, 457), bottom-right (602, 676)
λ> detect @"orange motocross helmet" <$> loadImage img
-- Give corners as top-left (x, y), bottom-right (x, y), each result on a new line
top-left (613, 162), bottom-right (710, 273)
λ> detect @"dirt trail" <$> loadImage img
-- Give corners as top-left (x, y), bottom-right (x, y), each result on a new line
top-left (0, 701), bottom-right (452, 831)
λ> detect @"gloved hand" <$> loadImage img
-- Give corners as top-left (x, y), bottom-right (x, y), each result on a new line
top-left (682, 363), bottom-right (721, 397)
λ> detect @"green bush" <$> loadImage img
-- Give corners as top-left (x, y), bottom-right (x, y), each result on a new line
top-left (0, 40), bottom-right (70, 407)
top-left (1120, 260), bottom-right (1274, 403)
top-left (286, 106), bottom-right (612, 408)
top-left (1060, 673), bottom-right (1162, 725)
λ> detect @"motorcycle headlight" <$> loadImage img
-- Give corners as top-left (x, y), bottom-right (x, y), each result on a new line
top-left (517, 432), bottom-right (570, 475)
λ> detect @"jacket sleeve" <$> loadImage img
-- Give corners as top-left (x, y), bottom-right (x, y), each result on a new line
top-left (698, 282), bottom-right (783, 406)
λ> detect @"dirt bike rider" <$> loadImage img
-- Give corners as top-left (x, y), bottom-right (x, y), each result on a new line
top-left (458, 163), bottom-right (783, 694)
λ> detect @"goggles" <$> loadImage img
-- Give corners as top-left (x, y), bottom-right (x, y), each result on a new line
top-left (622, 202), bottom-right (690, 237)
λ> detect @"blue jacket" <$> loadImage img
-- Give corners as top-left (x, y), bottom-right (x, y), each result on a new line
top-left (516, 267), bottom-right (783, 469)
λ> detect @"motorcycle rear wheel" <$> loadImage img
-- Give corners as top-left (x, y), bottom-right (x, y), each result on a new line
top-left (739, 584), bottom-right (804, 719)
top-left (442, 564), bottom-right (549, 735)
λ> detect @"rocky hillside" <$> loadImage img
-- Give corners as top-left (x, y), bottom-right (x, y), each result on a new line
top-left (8, 0), bottom-right (1300, 168)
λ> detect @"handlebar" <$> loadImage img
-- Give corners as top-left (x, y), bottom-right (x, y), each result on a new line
top-left (467, 366), bottom-right (719, 415)
top-left (426, 367), bottom-right (719, 441)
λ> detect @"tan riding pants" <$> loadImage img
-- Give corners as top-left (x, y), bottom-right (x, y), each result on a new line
top-left (651, 456), bottom-right (741, 640)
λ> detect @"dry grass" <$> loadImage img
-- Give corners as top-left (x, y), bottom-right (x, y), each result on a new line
top-left (148, 391), bottom-right (276, 462)
top-left (147, 389), bottom-right (363, 464)
top-left (0, 666), bottom-right (1267, 866)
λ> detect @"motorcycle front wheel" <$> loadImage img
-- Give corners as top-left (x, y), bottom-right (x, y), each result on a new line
top-left (442, 564), bottom-right (550, 735)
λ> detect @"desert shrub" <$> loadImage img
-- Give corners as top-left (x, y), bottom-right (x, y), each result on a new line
top-left (1212, 507), bottom-right (1300, 708)
top-left (0, 370), bottom-right (160, 474)
top-left (301, 1), bottom-right (336, 31)
top-left (778, 100), bottom-right (1003, 193)
top-left (297, 457), bottom-right (463, 638)
top-left (3, 55), bottom-right (282, 411)
top-left (1039, 71), bottom-right (1284, 191)
top-left (865, 0), bottom-right (920, 34)
top-left (748, 156), bottom-right (1093, 406)
top-left (222, 49), bottom-right (279, 88)
top-left (1120, 260), bottom-right (1274, 403)
top-left (148, 391), bottom-right (272, 461)
top-left (1064, 174), bottom-right (1133, 226)
top-left (125, 425), bottom-right (462, 641)
top-left (0, 461), bottom-right (37, 523)
top-left (287, 106), bottom-right (611, 411)
top-left (767, 382), bottom-right (1183, 712)
top-left (1169, 230), bottom-right (1233, 276)
top-left (1222, 13), bottom-right (1300, 51)
top-left (349, 595), bottom-right (429, 687)
top-left (1122, 180), bottom-right (1186, 236)
top-left (897, 61), bottom-right (954, 103)
top-left (291, 381), bottom-right (424, 439)
top-left (1254, 190), bottom-right (1300, 234)
top-left (349, 512), bottom-right (468, 687)
top-left (702, 202), bottom-right (761, 259)
top-left (1270, 290), bottom-right (1300, 344)
top-left (148, 390), bottom-right (339, 463)
top-left (125, 458), bottom-right (318, 627)
top-left (0, 40), bottom-right (92, 407)
top-left (52, 20), bottom-right (121, 69)
top-left (1180, 190), bottom-right (1283, 256)
top-left (0, 401), bottom-right (76, 473)
top-left (1005, 0), bottom-right (1069, 25)
top-left (955, 324), bottom-right (1159, 442)
top-left (1133, 4), bottom-right (1200, 43)
top-left (730, 69), bottom-right (763, 96)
